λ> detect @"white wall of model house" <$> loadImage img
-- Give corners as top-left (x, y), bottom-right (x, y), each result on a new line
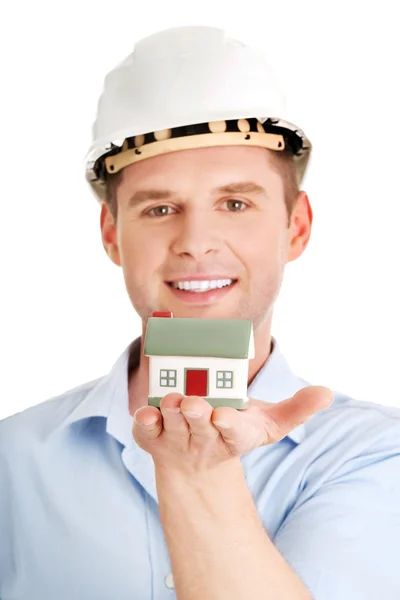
top-left (148, 355), bottom-right (249, 398)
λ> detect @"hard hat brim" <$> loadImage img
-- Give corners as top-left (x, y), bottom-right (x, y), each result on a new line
top-left (87, 118), bottom-right (311, 203)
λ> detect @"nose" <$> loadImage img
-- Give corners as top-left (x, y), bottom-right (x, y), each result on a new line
top-left (170, 210), bottom-right (221, 260)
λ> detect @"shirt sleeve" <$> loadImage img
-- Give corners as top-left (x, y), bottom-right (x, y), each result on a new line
top-left (273, 422), bottom-right (400, 599)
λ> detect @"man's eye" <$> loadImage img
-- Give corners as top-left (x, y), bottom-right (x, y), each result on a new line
top-left (146, 205), bottom-right (175, 217)
top-left (223, 199), bottom-right (247, 211)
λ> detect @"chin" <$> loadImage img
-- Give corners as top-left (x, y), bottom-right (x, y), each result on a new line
top-left (172, 305), bottom-right (222, 317)
top-left (167, 305), bottom-right (240, 321)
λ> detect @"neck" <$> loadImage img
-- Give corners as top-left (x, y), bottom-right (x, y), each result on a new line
top-left (128, 315), bottom-right (273, 417)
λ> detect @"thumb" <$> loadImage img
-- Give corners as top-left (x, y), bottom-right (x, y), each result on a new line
top-left (263, 386), bottom-right (333, 444)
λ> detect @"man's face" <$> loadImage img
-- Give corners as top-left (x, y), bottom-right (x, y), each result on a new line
top-left (101, 146), bottom-right (311, 330)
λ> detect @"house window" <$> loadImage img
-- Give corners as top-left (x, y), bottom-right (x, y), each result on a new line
top-left (160, 369), bottom-right (177, 387)
top-left (216, 370), bottom-right (233, 389)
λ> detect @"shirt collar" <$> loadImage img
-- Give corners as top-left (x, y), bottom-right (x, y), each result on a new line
top-left (54, 336), bottom-right (307, 446)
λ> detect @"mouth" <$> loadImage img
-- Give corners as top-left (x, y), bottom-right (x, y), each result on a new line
top-left (165, 278), bottom-right (238, 303)
top-left (168, 278), bottom-right (237, 292)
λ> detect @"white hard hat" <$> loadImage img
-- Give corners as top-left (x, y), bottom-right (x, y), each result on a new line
top-left (84, 26), bottom-right (312, 204)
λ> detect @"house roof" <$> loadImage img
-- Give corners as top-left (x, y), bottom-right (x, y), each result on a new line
top-left (144, 317), bottom-right (254, 359)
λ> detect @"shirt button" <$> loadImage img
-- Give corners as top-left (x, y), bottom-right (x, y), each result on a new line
top-left (165, 573), bottom-right (175, 589)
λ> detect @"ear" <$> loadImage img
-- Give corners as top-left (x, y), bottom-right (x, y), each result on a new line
top-left (287, 191), bottom-right (313, 263)
top-left (100, 203), bottom-right (121, 266)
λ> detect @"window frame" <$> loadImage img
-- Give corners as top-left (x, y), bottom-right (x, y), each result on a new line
top-left (160, 368), bottom-right (177, 387)
top-left (216, 370), bottom-right (234, 389)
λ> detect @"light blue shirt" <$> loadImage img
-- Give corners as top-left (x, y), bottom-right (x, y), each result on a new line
top-left (1, 337), bottom-right (400, 599)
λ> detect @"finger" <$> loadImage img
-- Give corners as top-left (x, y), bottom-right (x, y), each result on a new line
top-left (262, 386), bottom-right (334, 444)
top-left (159, 393), bottom-right (190, 435)
top-left (132, 406), bottom-right (163, 441)
top-left (180, 396), bottom-right (219, 438)
top-left (212, 406), bottom-right (266, 453)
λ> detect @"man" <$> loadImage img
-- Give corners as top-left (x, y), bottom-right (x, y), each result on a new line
top-left (1, 26), bottom-right (399, 600)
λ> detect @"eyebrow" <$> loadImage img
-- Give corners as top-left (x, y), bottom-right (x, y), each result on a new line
top-left (127, 181), bottom-right (268, 208)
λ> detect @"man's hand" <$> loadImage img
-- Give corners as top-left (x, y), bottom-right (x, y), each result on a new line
top-left (132, 387), bottom-right (333, 475)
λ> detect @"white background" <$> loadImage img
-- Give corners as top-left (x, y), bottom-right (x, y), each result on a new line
top-left (1, 0), bottom-right (399, 419)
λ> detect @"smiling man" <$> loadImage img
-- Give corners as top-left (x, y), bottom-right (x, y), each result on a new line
top-left (102, 144), bottom-right (309, 393)
top-left (1, 26), bottom-right (400, 600)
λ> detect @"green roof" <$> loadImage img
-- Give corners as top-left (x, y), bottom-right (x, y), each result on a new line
top-left (144, 317), bottom-right (253, 359)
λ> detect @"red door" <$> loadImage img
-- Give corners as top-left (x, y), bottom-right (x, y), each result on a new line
top-left (185, 369), bottom-right (208, 396)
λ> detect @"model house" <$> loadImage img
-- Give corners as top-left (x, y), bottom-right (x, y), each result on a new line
top-left (144, 312), bottom-right (254, 409)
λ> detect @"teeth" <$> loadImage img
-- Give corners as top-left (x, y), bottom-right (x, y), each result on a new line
top-left (171, 279), bottom-right (234, 292)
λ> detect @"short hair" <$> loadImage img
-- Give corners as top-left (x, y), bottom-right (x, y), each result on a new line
top-left (104, 148), bottom-right (300, 227)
